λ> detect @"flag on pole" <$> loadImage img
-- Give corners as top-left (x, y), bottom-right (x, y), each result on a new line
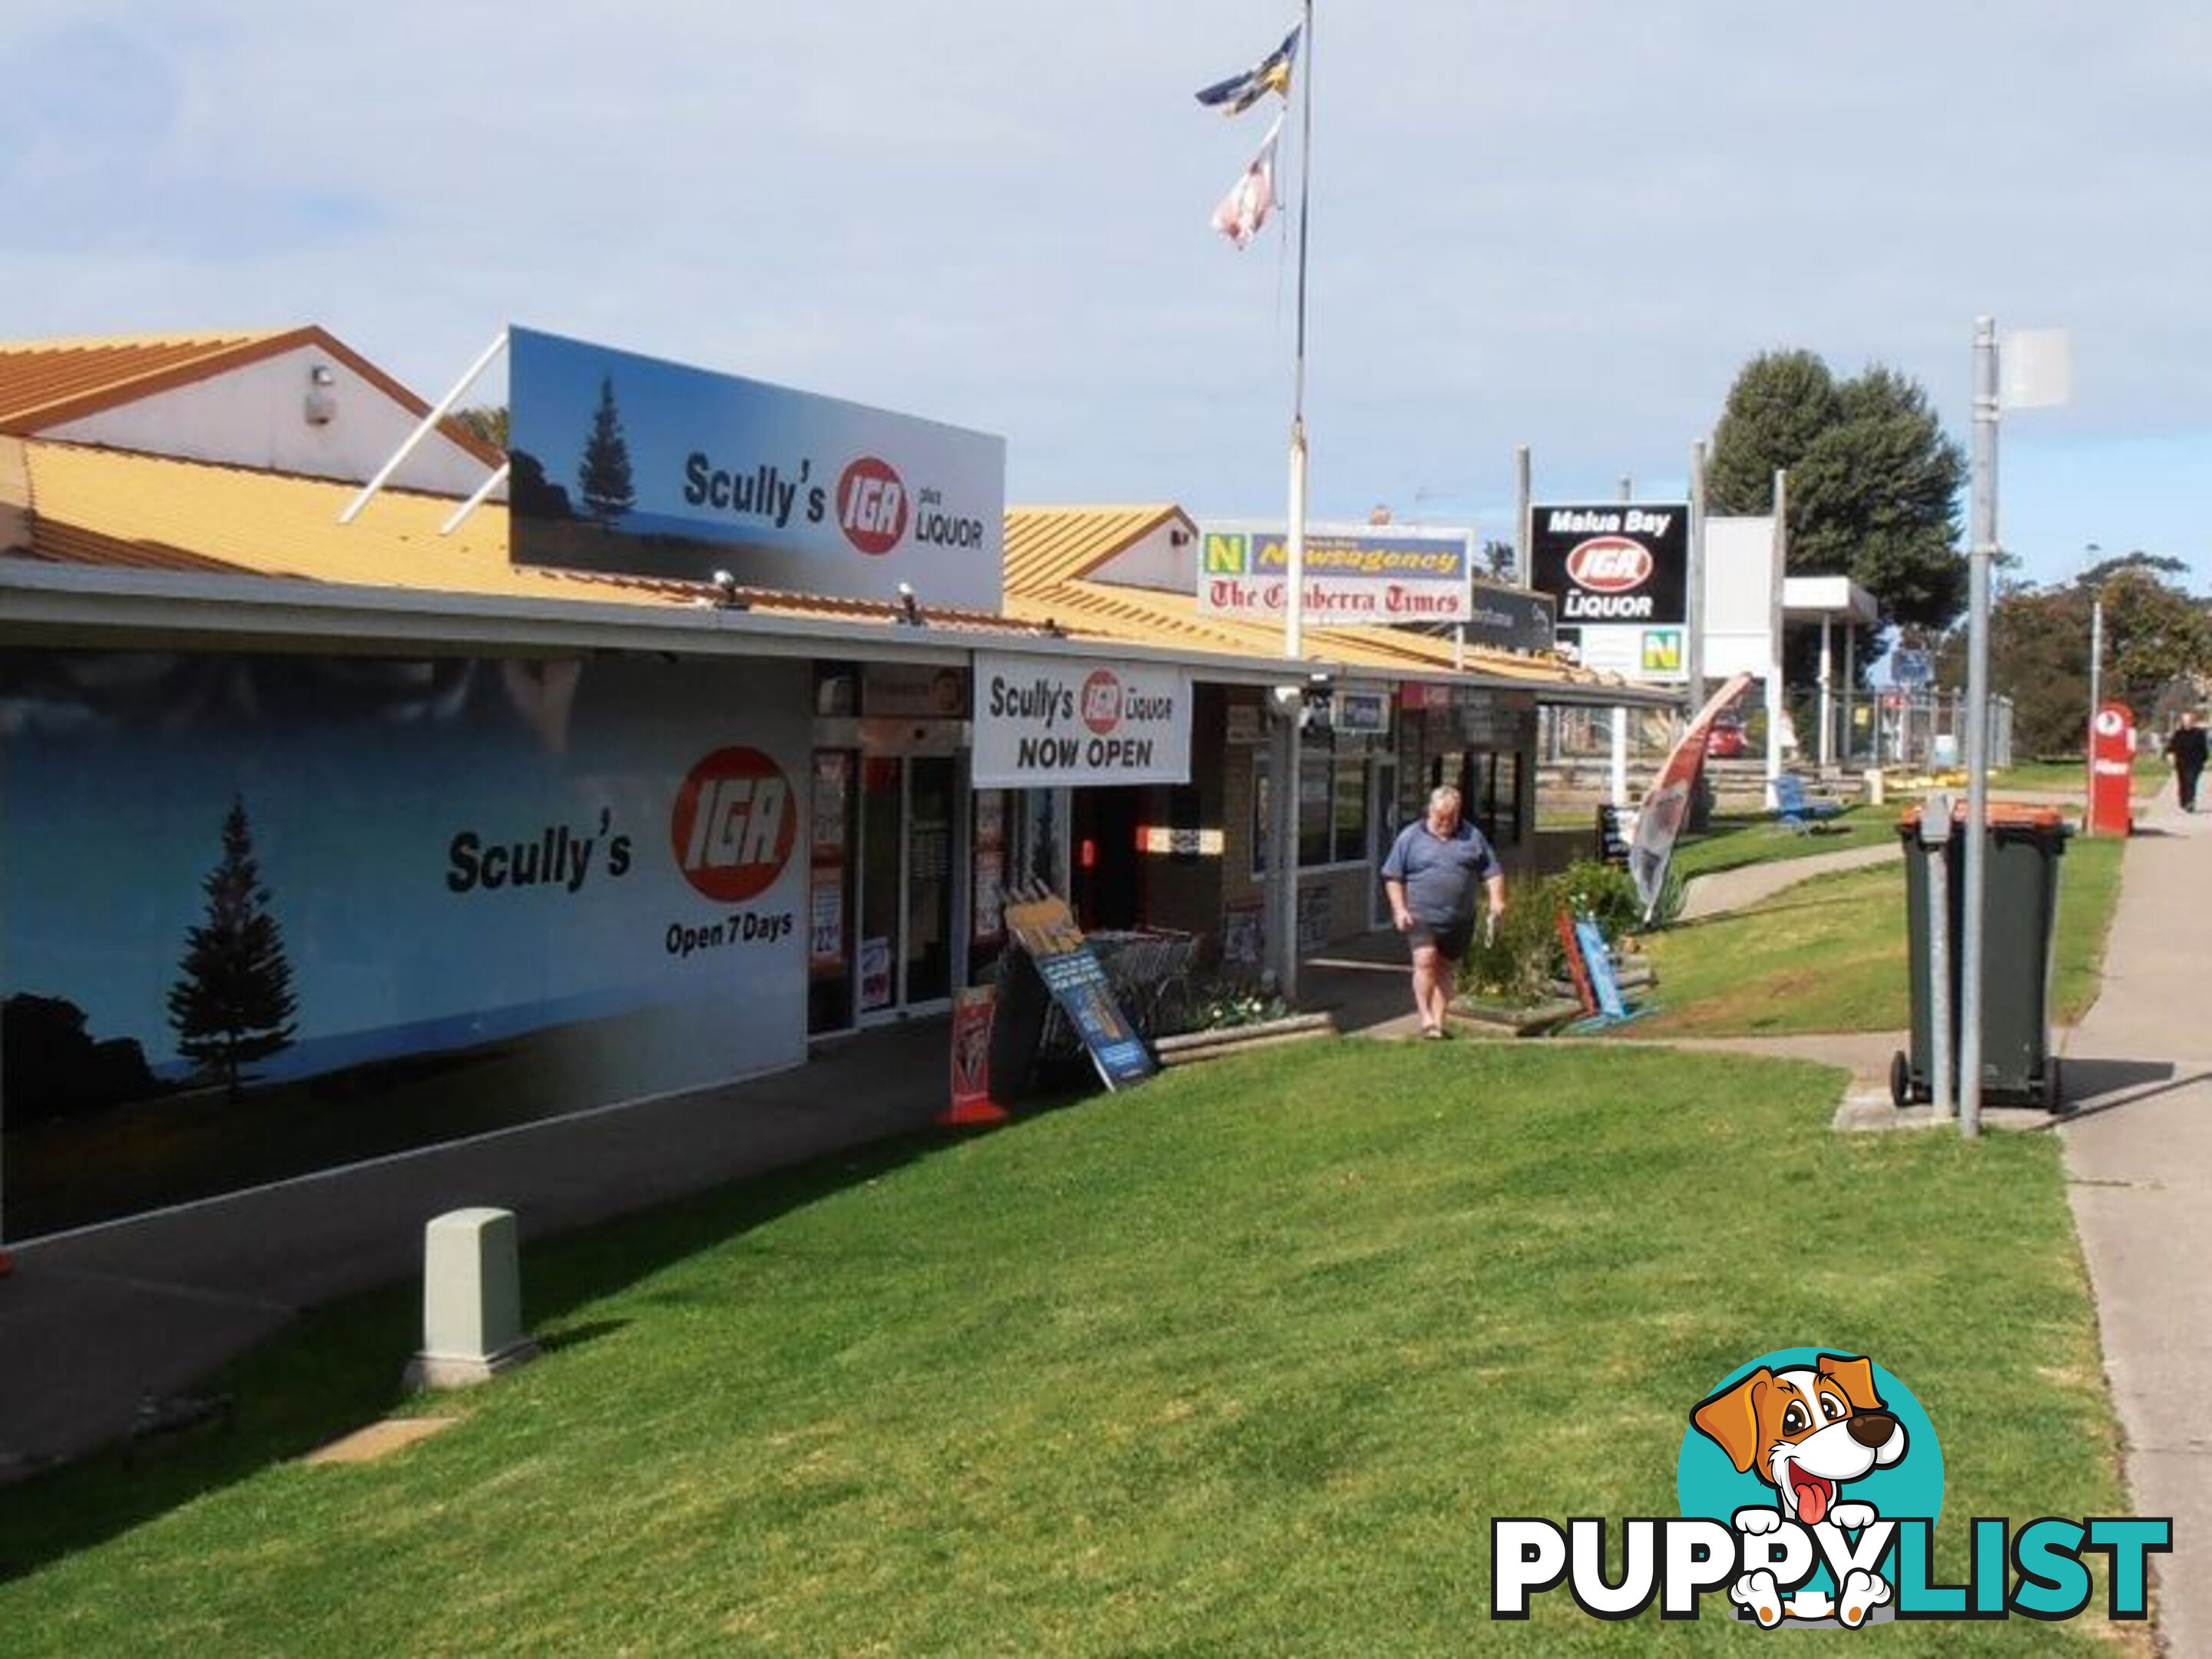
top-left (1194, 24), bottom-right (1300, 116)
top-left (1210, 114), bottom-right (1283, 249)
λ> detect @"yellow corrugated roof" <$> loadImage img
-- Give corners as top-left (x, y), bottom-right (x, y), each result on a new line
top-left (1004, 504), bottom-right (1186, 592)
top-left (1004, 504), bottom-right (1624, 690)
top-left (7, 440), bottom-right (1035, 634)
top-left (0, 331), bottom-right (290, 431)
top-left (0, 328), bottom-right (504, 469)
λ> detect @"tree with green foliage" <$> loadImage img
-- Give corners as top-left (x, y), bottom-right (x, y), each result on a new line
top-left (167, 795), bottom-right (298, 1103)
top-left (2088, 555), bottom-right (2211, 723)
top-left (1942, 552), bottom-right (2210, 754)
top-left (1707, 350), bottom-right (1967, 680)
top-left (449, 404), bottom-right (509, 450)
top-left (576, 377), bottom-right (634, 524)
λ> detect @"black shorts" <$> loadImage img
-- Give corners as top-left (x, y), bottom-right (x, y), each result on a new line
top-left (1407, 917), bottom-right (1475, 962)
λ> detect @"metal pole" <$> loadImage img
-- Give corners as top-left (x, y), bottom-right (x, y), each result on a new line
top-left (1925, 790), bottom-right (1955, 1124)
top-left (2088, 597), bottom-right (2104, 750)
top-left (2085, 540), bottom-right (2104, 798)
top-left (1610, 707), bottom-right (1628, 807)
top-left (1765, 469), bottom-right (1787, 805)
top-left (339, 329), bottom-right (508, 525)
top-left (1685, 439), bottom-right (1707, 718)
top-left (1960, 316), bottom-right (2000, 1139)
top-left (1514, 445), bottom-right (1532, 588)
top-left (1818, 617), bottom-right (1834, 770)
top-left (1282, 0), bottom-right (1315, 664)
top-left (440, 461), bottom-right (511, 536)
top-left (1273, 707), bottom-right (1302, 1002)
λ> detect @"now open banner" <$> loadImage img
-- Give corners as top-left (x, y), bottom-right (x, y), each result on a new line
top-left (972, 652), bottom-right (1191, 789)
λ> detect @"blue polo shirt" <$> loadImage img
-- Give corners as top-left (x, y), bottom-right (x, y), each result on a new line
top-left (1381, 818), bottom-right (1499, 926)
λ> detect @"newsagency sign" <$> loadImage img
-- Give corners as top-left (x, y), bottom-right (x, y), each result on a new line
top-left (1197, 522), bottom-right (1471, 624)
top-left (507, 325), bottom-right (1005, 611)
top-left (1529, 502), bottom-right (1689, 684)
top-left (972, 652), bottom-right (1191, 789)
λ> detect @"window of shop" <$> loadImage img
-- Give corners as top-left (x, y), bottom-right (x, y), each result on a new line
top-left (1253, 747), bottom-right (1381, 875)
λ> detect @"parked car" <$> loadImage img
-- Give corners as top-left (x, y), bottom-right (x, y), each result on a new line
top-left (1706, 718), bottom-right (1747, 759)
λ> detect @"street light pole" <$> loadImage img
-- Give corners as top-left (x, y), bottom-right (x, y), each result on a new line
top-left (2085, 541), bottom-right (2104, 769)
top-left (1959, 317), bottom-right (2000, 1140)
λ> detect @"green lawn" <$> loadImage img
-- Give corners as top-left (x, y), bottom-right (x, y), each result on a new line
top-left (1634, 833), bottom-right (2124, 1036)
top-left (0, 1044), bottom-right (2138, 1654)
top-left (1994, 759), bottom-right (2161, 800)
top-left (1668, 803), bottom-right (1896, 884)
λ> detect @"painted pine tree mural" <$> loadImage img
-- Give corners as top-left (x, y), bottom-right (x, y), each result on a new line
top-left (167, 794), bottom-right (298, 1103)
top-left (577, 375), bottom-right (635, 523)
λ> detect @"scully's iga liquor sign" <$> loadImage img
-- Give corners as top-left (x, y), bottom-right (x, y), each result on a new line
top-left (1492, 1349), bottom-right (2169, 1630)
top-left (971, 651), bottom-right (1192, 790)
top-left (507, 326), bottom-right (1005, 610)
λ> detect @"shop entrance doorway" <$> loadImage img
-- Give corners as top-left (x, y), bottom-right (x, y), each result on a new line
top-left (856, 754), bottom-right (956, 1021)
top-left (1070, 787), bottom-right (1142, 930)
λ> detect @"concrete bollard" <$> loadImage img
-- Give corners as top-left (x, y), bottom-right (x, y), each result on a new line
top-left (1864, 767), bottom-right (1886, 806)
top-left (402, 1207), bottom-right (539, 1391)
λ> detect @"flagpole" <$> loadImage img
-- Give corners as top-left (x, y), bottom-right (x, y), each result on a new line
top-left (1284, 0), bottom-right (1314, 664)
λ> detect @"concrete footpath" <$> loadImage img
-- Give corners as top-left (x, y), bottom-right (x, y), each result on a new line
top-left (2058, 786), bottom-right (2212, 1656)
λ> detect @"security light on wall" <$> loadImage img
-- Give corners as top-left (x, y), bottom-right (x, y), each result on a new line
top-left (304, 363), bottom-right (337, 426)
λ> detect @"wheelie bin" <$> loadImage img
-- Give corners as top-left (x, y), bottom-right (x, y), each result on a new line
top-left (1892, 803), bottom-right (2068, 1109)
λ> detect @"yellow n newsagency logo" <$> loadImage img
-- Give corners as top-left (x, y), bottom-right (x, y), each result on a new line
top-left (1642, 629), bottom-right (1683, 673)
top-left (1204, 533), bottom-right (1252, 575)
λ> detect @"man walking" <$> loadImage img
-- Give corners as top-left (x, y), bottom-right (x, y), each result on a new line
top-left (2166, 710), bottom-right (2207, 813)
top-left (1381, 785), bottom-right (1506, 1039)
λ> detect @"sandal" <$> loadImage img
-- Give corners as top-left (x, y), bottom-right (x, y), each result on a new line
top-left (1422, 1024), bottom-right (1445, 1041)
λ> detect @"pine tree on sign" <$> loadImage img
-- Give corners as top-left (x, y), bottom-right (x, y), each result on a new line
top-left (167, 795), bottom-right (298, 1104)
top-left (577, 376), bottom-right (635, 524)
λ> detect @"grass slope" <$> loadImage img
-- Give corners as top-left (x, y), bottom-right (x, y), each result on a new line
top-left (0, 1043), bottom-right (2136, 1654)
top-left (1635, 834), bottom-right (2123, 1037)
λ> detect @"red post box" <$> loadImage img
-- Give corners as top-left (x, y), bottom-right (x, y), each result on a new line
top-left (2086, 701), bottom-right (2134, 836)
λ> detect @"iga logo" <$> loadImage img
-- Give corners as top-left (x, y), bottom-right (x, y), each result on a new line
top-left (1492, 1346), bottom-right (2169, 1628)
top-left (670, 747), bottom-right (797, 902)
top-left (1080, 670), bottom-right (1123, 735)
top-left (837, 457), bottom-right (907, 555)
top-left (1564, 535), bottom-right (1653, 592)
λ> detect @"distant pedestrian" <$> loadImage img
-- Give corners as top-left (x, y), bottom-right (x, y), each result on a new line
top-left (1381, 785), bottom-right (1505, 1040)
top-left (2166, 711), bottom-right (2207, 812)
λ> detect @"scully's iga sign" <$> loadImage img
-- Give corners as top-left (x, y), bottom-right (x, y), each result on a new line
top-left (507, 326), bottom-right (1006, 611)
top-left (971, 651), bottom-right (1191, 789)
top-left (1196, 522), bottom-right (1472, 623)
top-left (1528, 503), bottom-right (1687, 626)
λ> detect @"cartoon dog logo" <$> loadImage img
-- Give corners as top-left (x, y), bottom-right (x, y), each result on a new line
top-left (1690, 1351), bottom-right (1909, 1628)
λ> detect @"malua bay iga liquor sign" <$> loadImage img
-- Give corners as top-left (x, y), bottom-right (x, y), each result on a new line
top-left (971, 651), bottom-right (1192, 789)
top-left (1529, 505), bottom-right (1687, 624)
top-left (506, 325), bottom-right (1005, 610)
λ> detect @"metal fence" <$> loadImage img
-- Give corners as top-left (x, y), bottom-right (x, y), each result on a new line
top-left (1541, 688), bottom-right (2014, 773)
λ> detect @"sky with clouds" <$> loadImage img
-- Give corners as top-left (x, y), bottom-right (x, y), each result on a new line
top-left (4, 2), bottom-right (2207, 593)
